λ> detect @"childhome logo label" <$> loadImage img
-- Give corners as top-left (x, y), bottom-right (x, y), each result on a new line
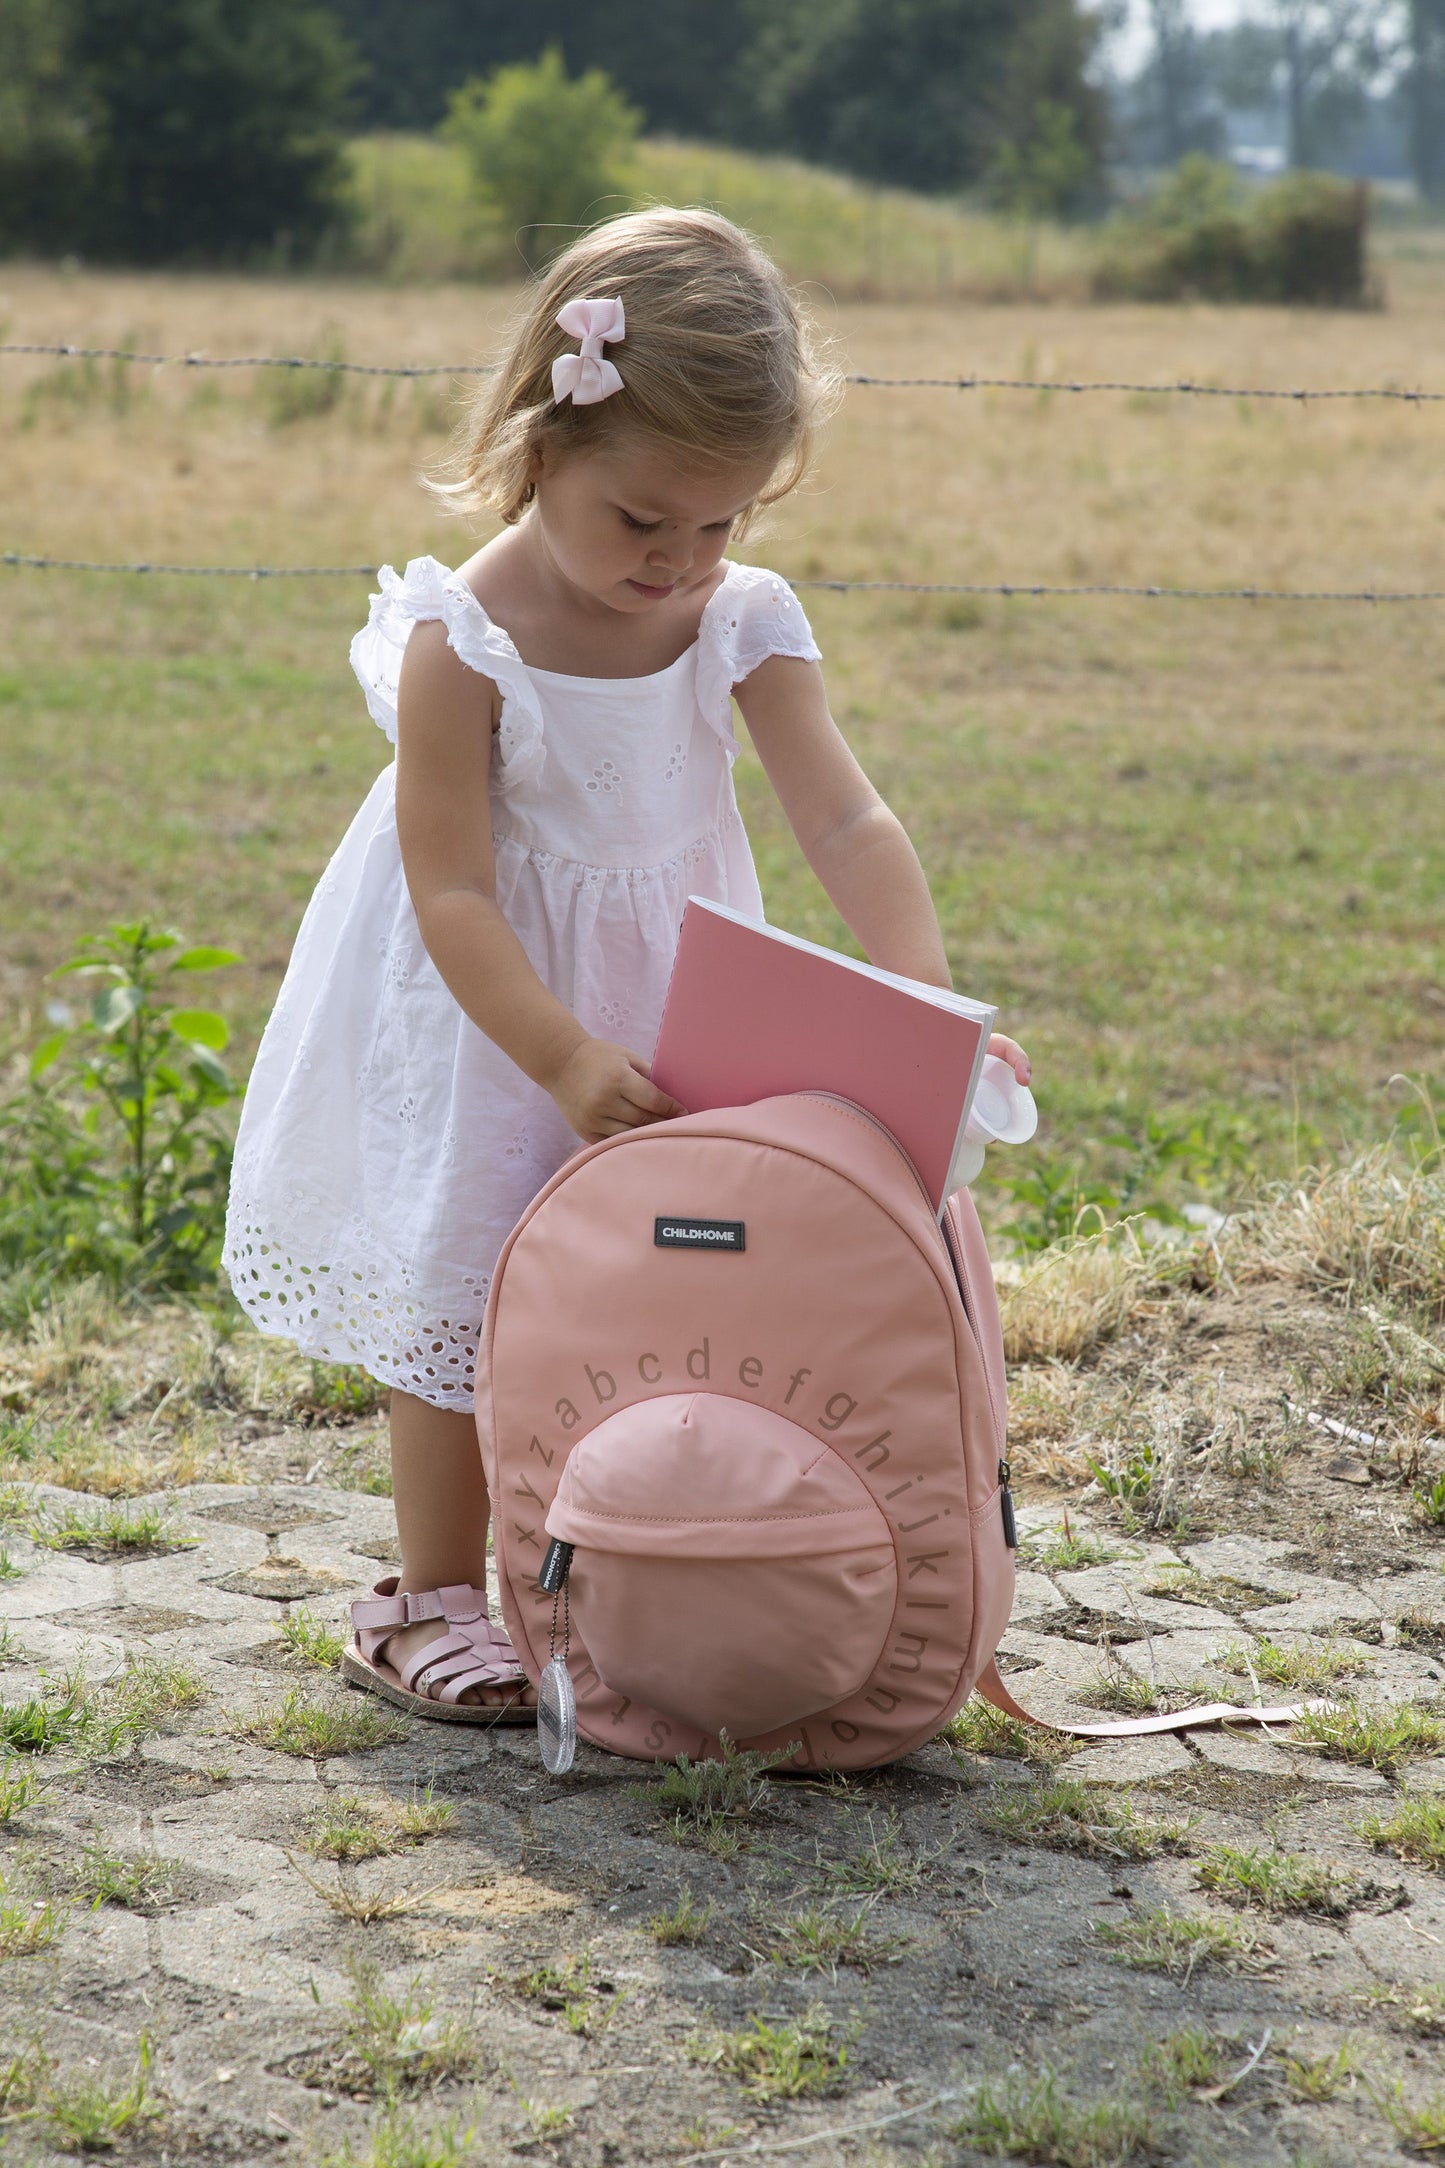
top-left (654, 1216), bottom-right (746, 1252)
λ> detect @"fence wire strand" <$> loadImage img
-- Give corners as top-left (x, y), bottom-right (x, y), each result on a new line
top-left (3, 553), bottom-right (1439, 603)
top-left (2, 341), bottom-right (1441, 403)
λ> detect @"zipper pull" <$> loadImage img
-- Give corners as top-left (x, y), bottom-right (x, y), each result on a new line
top-left (998, 1458), bottom-right (1018, 1550)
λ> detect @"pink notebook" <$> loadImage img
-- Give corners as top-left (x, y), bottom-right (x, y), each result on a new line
top-left (651, 898), bottom-right (996, 1215)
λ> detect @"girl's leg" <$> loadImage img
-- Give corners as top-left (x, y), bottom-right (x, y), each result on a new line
top-left (381, 1385), bottom-right (535, 1708)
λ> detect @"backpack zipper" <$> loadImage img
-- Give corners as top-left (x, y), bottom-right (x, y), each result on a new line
top-left (998, 1459), bottom-right (1018, 1549)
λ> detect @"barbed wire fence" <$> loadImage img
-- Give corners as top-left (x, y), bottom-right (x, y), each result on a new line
top-left (5, 340), bottom-right (1442, 602)
top-left (4, 340), bottom-right (1443, 402)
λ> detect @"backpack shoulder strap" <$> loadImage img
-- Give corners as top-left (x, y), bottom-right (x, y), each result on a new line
top-left (975, 1658), bottom-right (1313, 1739)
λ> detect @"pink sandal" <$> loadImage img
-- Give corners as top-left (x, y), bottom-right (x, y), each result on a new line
top-left (341, 1578), bottom-right (535, 1725)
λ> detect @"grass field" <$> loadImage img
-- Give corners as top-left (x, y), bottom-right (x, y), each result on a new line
top-left (2, 255), bottom-right (1444, 1214)
top-left (344, 132), bottom-right (1097, 300)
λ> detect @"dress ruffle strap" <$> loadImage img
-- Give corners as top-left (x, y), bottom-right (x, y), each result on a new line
top-left (695, 565), bottom-right (822, 764)
top-left (348, 555), bottom-right (546, 795)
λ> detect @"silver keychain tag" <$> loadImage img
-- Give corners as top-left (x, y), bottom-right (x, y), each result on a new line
top-left (538, 1655), bottom-right (576, 1775)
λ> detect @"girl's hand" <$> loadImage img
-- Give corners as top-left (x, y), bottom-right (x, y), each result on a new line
top-left (549, 1037), bottom-right (687, 1145)
top-left (989, 1033), bottom-right (1032, 1087)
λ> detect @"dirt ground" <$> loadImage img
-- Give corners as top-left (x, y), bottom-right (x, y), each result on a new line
top-left (0, 1250), bottom-right (1443, 2168)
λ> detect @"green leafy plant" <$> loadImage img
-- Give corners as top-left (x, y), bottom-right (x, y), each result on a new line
top-left (3, 921), bottom-right (241, 1312)
top-left (688, 2005), bottom-right (853, 2103)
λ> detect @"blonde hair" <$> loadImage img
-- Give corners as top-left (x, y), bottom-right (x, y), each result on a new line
top-left (431, 206), bottom-right (840, 536)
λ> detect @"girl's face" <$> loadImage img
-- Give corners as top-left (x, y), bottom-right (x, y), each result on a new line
top-left (528, 437), bottom-right (775, 614)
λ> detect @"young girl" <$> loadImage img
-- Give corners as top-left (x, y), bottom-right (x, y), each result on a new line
top-left (223, 206), bottom-right (1029, 1722)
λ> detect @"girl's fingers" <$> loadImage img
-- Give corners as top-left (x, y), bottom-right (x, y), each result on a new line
top-left (989, 1033), bottom-right (1032, 1086)
top-left (621, 1052), bottom-right (687, 1119)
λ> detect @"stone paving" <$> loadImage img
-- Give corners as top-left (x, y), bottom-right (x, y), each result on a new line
top-left (2, 1478), bottom-right (1445, 2164)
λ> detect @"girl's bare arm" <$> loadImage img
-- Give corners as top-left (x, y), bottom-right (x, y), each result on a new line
top-left (394, 621), bottom-right (681, 1139)
top-left (736, 654), bottom-right (1029, 1077)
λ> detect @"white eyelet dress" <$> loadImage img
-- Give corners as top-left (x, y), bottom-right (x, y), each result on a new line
top-left (221, 555), bottom-right (821, 1410)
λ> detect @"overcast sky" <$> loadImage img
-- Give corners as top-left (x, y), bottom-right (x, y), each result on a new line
top-left (1107, 0), bottom-right (1253, 73)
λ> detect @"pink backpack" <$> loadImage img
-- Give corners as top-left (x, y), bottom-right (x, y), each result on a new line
top-left (478, 1092), bottom-right (1015, 1771)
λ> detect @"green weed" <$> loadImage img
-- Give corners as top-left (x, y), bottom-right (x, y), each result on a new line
top-left (688, 2005), bottom-right (853, 2102)
top-left (1018, 1514), bottom-right (1119, 1572)
top-left (1276, 2041), bottom-right (1360, 2102)
top-left (0, 1684), bottom-right (90, 1755)
top-left (303, 1787), bottom-right (454, 1861)
top-left (1140, 2027), bottom-right (1233, 2104)
top-left (277, 1606), bottom-right (346, 1671)
top-left (1358, 1982), bottom-right (1445, 2038)
top-left (508, 1950), bottom-right (621, 2039)
top-left (1291, 1699), bottom-right (1445, 1774)
top-left (1415, 1469), bottom-right (1445, 1527)
top-left (330, 1958), bottom-right (478, 2099)
top-left (1216, 1635), bottom-right (1369, 1691)
top-left (0, 1763), bottom-right (46, 1821)
top-left (951, 2065), bottom-right (1156, 2166)
top-left (518, 2098), bottom-right (574, 2137)
top-left (810, 1809), bottom-right (933, 1896)
top-left (0, 1622), bottom-right (25, 1664)
top-left (1094, 1905), bottom-right (1274, 1978)
top-left (1375, 2080), bottom-right (1445, 2152)
top-left (71, 1844), bottom-right (180, 1912)
top-left (747, 1900), bottom-right (909, 1977)
top-left (944, 1699), bottom-right (1071, 1764)
top-left (101, 1655), bottom-right (207, 1748)
top-left (1360, 1790), bottom-right (1445, 1873)
top-left (0, 1548), bottom-right (21, 1581)
top-left (301, 1360), bottom-right (387, 1422)
top-left (982, 1777), bottom-right (1193, 1861)
top-left (314, 2110), bottom-right (477, 2168)
top-left (35, 1499), bottom-right (195, 1557)
top-left (0, 1893), bottom-right (65, 1957)
top-left (41, 2034), bottom-right (162, 2149)
top-left (646, 1889), bottom-right (714, 1945)
top-left (1193, 1844), bottom-right (1358, 1916)
top-left (233, 1688), bottom-right (404, 1758)
top-left (643, 1734), bottom-right (798, 1838)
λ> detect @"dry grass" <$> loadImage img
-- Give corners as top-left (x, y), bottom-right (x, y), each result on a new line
top-left (998, 1229), bottom-right (1156, 1366)
top-left (1225, 1149), bottom-right (1445, 1326)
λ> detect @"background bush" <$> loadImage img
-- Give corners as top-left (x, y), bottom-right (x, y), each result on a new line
top-left (1094, 156), bottom-right (1370, 306)
top-left (442, 45), bottom-right (640, 270)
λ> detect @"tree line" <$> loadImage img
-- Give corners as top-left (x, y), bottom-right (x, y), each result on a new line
top-left (1, 0), bottom-right (1441, 268)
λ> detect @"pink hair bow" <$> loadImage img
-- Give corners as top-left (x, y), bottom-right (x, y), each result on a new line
top-left (551, 296), bottom-right (626, 407)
